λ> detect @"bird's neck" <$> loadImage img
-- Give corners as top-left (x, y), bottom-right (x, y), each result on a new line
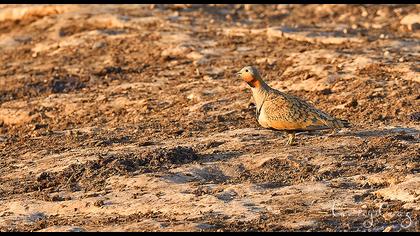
top-left (247, 76), bottom-right (266, 89)
top-left (247, 74), bottom-right (269, 89)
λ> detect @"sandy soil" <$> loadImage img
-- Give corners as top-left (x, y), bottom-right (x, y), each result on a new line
top-left (0, 4), bottom-right (419, 232)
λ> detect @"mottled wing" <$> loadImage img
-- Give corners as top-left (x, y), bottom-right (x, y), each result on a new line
top-left (262, 90), bottom-right (341, 131)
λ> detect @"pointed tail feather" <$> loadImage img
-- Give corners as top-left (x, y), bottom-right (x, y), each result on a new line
top-left (339, 119), bottom-right (351, 128)
top-left (322, 117), bottom-right (351, 129)
top-left (329, 118), bottom-right (351, 129)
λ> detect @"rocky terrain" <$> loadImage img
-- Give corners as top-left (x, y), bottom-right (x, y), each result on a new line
top-left (0, 4), bottom-right (419, 232)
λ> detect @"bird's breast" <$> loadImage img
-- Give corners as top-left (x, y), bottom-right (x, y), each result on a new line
top-left (257, 106), bottom-right (270, 128)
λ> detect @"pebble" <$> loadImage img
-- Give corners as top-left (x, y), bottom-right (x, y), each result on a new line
top-left (361, 8), bottom-right (368, 17)
top-left (187, 93), bottom-right (199, 101)
top-left (256, 57), bottom-right (277, 65)
top-left (203, 75), bottom-right (213, 81)
top-left (193, 58), bottom-right (208, 66)
top-left (94, 199), bottom-right (104, 207)
top-left (92, 41), bottom-right (106, 49)
top-left (186, 51), bottom-right (204, 61)
top-left (409, 112), bottom-right (420, 122)
top-left (400, 14), bottom-right (420, 31)
top-left (383, 226), bottom-right (393, 232)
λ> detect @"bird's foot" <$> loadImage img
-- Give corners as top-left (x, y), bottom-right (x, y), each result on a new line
top-left (285, 139), bottom-right (296, 146)
top-left (326, 129), bottom-right (340, 137)
top-left (285, 132), bottom-right (296, 146)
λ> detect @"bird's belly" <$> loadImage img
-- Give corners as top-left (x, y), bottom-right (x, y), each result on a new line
top-left (257, 108), bottom-right (271, 128)
top-left (258, 105), bottom-right (321, 131)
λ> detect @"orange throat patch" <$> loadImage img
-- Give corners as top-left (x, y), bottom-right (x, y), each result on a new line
top-left (244, 74), bottom-right (261, 88)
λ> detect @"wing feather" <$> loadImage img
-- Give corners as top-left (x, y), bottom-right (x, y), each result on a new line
top-left (262, 89), bottom-right (343, 131)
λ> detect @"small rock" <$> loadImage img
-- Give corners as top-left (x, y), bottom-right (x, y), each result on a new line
top-left (361, 8), bottom-right (368, 17)
top-left (247, 96), bottom-right (255, 108)
top-left (138, 141), bottom-right (154, 146)
top-left (256, 58), bottom-right (267, 64)
top-left (345, 99), bottom-right (358, 108)
top-left (400, 14), bottom-right (420, 31)
top-left (94, 199), bottom-right (104, 207)
top-left (408, 112), bottom-right (420, 122)
top-left (372, 23), bottom-right (385, 29)
top-left (92, 41), bottom-right (106, 49)
top-left (186, 51), bottom-right (204, 61)
top-left (207, 67), bottom-right (224, 76)
top-left (50, 194), bottom-right (65, 202)
top-left (302, 72), bottom-right (311, 80)
top-left (33, 123), bottom-right (48, 130)
top-left (187, 92), bottom-right (201, 101)
top-left (14, 35), bottom-right (32, 43)
top-left (327, 74), bottom-right (338, 84)
top-left (383, 226), bottom-right (393, 232)
top-left (398, 57), bottom-right (405, 62)
top-left (161, 45), bottom-right (191, 58)
top-left (376, 9), bottom-right (389, 18)
top-left (171, 11), bottom-right (179, 17)
top-left (236, 46), bottom-right (252, 52)
top-left (383, 50), bottom-right (391, 57)
top-left (174, 129), bottom-right (184, 136)
top-left (276, 4), bottom-right (288, 11)
top-left (319, 88), bottom-right (332, 95)
top-left (69, 227), bottom-right (85, 232)
top-left (267, 58), bottom-right (277, 65)
top-left (193, 58), bottom-right (209, 66)
top-left (383, 212), bottom-right (396, 221)
top-left (28, 212), bottom-right (46, 222)
top-left (203, 75), bottom-right (212, 81)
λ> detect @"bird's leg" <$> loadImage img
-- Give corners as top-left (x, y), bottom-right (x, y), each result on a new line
top-left (327, 128), bottom-right (339, 137)
top-left (285, 131), bottom-right (296, 146)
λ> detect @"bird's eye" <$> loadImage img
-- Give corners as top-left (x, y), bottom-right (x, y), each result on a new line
top-left (245, 69), bottom-right (249, 72)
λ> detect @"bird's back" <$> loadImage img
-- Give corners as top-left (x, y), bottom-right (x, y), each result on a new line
top-left (258, 87), bottom-right (349, 131)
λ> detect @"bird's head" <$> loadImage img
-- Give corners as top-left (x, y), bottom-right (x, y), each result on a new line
top-left (236, 66), bottom-right (263, 88)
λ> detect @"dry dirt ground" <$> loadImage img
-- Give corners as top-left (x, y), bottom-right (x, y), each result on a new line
top-left (0, 4), bottom-right (419, 232)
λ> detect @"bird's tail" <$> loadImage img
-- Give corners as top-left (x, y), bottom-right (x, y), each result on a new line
top-left (329, 118), bottom-right (351, 129)
top-left (340, 119), bottom-right (351, 128)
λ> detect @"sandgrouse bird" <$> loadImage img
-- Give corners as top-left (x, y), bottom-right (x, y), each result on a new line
top-left (237, 66), bottom-right (350, 145)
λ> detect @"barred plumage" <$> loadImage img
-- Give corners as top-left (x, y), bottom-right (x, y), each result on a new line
top-left (237, 66), bottom-right (351, 145)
